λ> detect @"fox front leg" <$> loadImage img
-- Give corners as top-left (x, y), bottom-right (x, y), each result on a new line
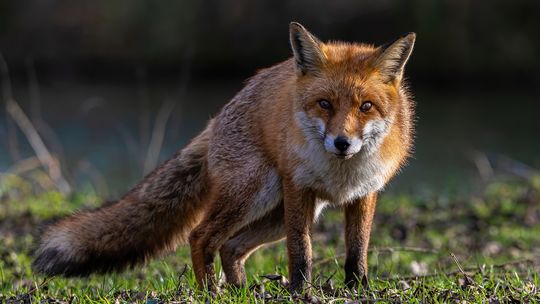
top-left (283, 180), bottom-right (316, 293)
top-left (344, 192), bottom-right (378, 289)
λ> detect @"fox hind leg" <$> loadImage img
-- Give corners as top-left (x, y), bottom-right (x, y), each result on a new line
top-left (189, 189), bottom-right (260, 290)
top-left (219, 204), bottom-right (285, 286)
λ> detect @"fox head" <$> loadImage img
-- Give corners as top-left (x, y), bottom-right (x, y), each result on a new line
top-left (290, 22), bottom-right (415, 159)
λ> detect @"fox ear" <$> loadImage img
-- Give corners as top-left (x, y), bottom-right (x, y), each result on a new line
top-left (289, 22), bottom-right (326, 75)
top-left (375, 32), bottom-right (416, 83)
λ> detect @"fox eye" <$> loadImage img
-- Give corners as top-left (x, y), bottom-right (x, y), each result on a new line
top-left (360, 101), bottom-right (372, 112)
top-left (318, 99), bottom-right (332, 110)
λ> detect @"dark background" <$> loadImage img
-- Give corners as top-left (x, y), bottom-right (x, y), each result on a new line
top-left (1, 0), bottom-right (539, 196)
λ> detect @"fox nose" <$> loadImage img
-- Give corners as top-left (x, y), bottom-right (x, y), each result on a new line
top-left (334, 136), bottom-right (351, 152)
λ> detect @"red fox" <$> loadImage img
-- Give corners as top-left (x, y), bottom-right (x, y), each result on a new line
top-left (33, 22), bottom-right (416, 292)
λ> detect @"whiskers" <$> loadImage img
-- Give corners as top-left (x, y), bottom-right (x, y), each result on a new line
top-left (294, 112), bottom-right (326, 146)
top-left (302, 125), bottom-right (325, 145)
top-left (362, 123), bottom-right (389, 154)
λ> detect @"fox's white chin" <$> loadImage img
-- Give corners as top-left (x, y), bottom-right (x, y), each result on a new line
top-left (333, 153), bottom-right (355, 160)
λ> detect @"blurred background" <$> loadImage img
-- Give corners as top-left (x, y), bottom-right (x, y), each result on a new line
top-left (1, 0), bottom-right (539, 197)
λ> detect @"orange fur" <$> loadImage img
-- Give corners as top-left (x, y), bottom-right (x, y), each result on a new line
top-left (34, 22), bottom-right (416, 293)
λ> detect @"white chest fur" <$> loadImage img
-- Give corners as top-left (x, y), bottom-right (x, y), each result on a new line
top-left (292, 141), bottom-right (390, 206)
top-left (292, 111), bottom-right (394, 205)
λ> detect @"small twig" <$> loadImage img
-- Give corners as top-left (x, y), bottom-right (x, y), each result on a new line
top-left (372, 246), bottom-right (439, 254)
top-left (0, 51), bottom-right (21, 161)
top-left (1, 53), bottom-right (71, 194)
top-left (324, 270), bottom-right (338, 285)
top-left (328, 298), bottom-right (377, 304)
top-left (115, 122), bottom-right (140, 167)
top-left (487, 257), bottom-right (537, 271)
top-left (143, 98), bottom-right (176, 175)
top-left (377, 257), bottom-right (539, 281)
top-left (26, 58), bottom-right (69, 177)
top-left (178, 264), bottom-right (189, 279)
top-left (376, 269), bottom-right (471, 281)
top-left (5, 99), bottom-right (72, 194)
top-left (313, 255), bottom-right (341, 267)
top-left (494, 154), bottom-right (539, 180)
top-left (314, 247), bottom-right (439, 266)
top-left (470, 150), bottom-right (494, 181)
top-left (450, 253), bottom-right (466, 275)
top-left (175, 264), bottom-right (190, 291)
top-left (475, 152), bottom-right (540, 180)
top-left (136, 66), bottom-right (151, 165)
top-left (7, 157), bottom-right (41, 175)
top-left (142, 48), bottom-right (192, 175)
top-left (451, 252), bottom-right (474, 285)
top-left (0, 52), bottom-right (13, 102)
top-left (27, 57), bottom-right (42, 123)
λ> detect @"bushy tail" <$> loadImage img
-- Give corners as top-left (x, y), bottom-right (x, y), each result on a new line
top-left (33, 123), bottom-right (213, 276)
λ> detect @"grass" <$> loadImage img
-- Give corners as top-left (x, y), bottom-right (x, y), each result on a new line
top-left (1, 172), bottom-right (540, 303)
